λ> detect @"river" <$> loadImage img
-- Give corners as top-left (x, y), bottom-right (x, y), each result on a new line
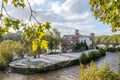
top-left (0, 52), bottom-right (120, 80)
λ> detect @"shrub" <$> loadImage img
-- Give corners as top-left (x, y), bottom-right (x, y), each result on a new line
top-left (0, 40), bottom-right (24, 69)
top-left (95, 51), bottom-right (101, 58)
top-left (79, 53), bottom-right (88, 64)
top-left (73, 42), bottom-right (88, 51)
top-left (87, 50), bottom-right (106, 61)
top-left (106, 47), bottom-right (120, 52)
top-left (79, 50), bottom-right (106, 64)
top-left (99, 48), bottom-right (106, 56)
top-left (79, 62), bottom-right (118, 80)
top-left (0, 56), bottom-right (7, 69)
top-left (107, 47), bottom-right (116, 52)
top-left (116, 47), bottom-right (120, 52)
top-left (38, 64), bottom-right (46, 70)
top-left (0, 51), bottom-right (13, 69)
top-left (88, 51), bottom-right (97, 61)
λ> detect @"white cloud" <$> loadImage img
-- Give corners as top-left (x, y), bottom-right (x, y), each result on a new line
top-left (51, 0), bottom-right (92, 24)
top-left (51, 22), bottom-right (95, 36)
top-left (50, 0), bottom-right (95, 35)
top-left (0, 0), bottom-right (117, 36)
top-left (51, 1), bottom-right (61, 14)
top-left (51, 0), bottom-right (89, 17)
top-left (5, 5), bottom-right (29, 20)
top-left (1, 0), bottom-right (94, 35)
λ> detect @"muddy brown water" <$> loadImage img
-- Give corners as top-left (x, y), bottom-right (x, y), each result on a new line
top-left (0, 52), bottom-right (120, 80)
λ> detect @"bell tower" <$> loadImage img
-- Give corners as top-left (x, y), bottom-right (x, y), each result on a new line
top-left (90, 33), bottom-right (95, 48)
top-left (75, 29), bottom-right (79, 35)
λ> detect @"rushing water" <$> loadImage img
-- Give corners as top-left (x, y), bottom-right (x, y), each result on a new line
top-left (0, 52), bottom-right (120, 80)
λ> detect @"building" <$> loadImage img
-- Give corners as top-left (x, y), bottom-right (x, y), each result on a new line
top-left (61, 29), bottom-right (95, 52)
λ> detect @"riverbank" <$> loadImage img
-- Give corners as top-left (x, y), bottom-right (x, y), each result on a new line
top-left (0, 52), bottom-right (119, 80)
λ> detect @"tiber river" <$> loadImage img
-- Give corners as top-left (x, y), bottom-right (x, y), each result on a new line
top-left (0, 52), bottom-right (120, 80)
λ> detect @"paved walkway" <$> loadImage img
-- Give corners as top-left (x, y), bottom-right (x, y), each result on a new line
top-left (9, 49), bottom-right (97, 68)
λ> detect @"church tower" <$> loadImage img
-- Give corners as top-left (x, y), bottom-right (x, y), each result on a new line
top-left (90, 33), bottom-right (95, 48)
top-left (75, 29), bottom-right (79, 35)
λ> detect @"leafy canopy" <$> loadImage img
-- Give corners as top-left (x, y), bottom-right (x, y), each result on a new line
top-left (0, 0), bottom-right (25, 36)
top-left (79, 62), bottom-right (118, 80)
top-left (23, 22), bottom-right (51, 53)
top-left (0, 0), bottom-right (51, 55)
top-left (89, 0), bottom-right (120, 32)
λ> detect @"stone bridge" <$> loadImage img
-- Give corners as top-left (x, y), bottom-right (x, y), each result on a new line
top-left (95, 42), bottom-right (119, 47)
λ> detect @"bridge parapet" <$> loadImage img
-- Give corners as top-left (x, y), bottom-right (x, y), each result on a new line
top-left (95, 43), bottom-right (119, 47)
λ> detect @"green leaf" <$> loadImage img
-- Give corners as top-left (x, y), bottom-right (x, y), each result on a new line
top-left (3, 27), bottom-right (8, 32)
top-left (3, 18), bottom-right (9, 23)
top-left (0, 14), bottom-right (3, 19)
top-left (20, 3), bottom-right (25, 8)
top-left (45, 22), bottom-right (51, 30)
top-left (4, 0), bottom-right (8, 3)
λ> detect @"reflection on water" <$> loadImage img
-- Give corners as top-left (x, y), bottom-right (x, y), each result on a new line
top-left (96, 52), bottom-right (120, 71)
top-left (0, 52), bottom-right (120, 80)
top-left (0, 65), bottom-right (79, 80)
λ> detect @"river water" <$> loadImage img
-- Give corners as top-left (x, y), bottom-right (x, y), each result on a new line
top-left (0, 52), bottom-right (120, 80)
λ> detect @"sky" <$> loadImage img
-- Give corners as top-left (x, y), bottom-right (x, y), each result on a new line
top-left (1, 0), bottom-right (120, 36)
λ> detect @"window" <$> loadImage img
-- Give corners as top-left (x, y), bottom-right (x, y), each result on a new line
top-left (84, 40), bottom-right (86, 43)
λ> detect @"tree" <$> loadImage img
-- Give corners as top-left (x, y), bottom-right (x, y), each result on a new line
top-left (52, 29), bottom-right (61, 52)
top-left (0, 0), bottom-right (51, 58)
top-left (48, 38), bottom-right (54, 53)
top-left (0, 0), bottom-right (23, 36)
top-left (73, 42), bottom-right (88, 51)
top-left (89, 0), bottom-right (120, 32)
top-left (3, 31), bottom-right (22, 41)
top-left (95, 34), bottom-right (120, 44)
top-left (23, 22), bottom-right (50, 58)
top-left (45, 29), bottom-right (61, 53)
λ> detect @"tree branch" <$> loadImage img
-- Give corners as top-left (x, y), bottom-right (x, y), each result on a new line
top-left (27, 0), bottom-right (39, 24)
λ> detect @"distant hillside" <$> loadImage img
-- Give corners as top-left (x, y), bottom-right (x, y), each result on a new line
top-left (95, 34), bottom-right (120, 44)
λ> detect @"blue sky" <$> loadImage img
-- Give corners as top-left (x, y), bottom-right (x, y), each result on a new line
top-left (1, 0), bottom-right (120, 36)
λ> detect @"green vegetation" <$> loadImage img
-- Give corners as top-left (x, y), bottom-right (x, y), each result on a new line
top-left (107, 47), bottom-right (116, 52)
top-left (0, 0), bottom-right (25, 37)
top-left (3, 31), bottom-right (22, 42)
top-left (89, 0), bottom-right (120, 32)
top-left (116, 47), bottom-right (120, 52)
top-left (0, 0), bottom-right (51, 58)
top-left (88, 49), bottom-right (106, 61)
top-left (79, 53), bottom-right (89, 64)
top-left (99, 48), bottom-right (106, 56)
top-left (45, 29), bottom-right (61, 53)
top-left (73, 42), bottom-right (88, 52)
top-left (107, 47), bottom-right (120, 52)
top-left (97, 45), bottom-right (120, 52)
top-left (79, 62), bottom-right (118, 80)
top-left (95, 34), bottom-right (120, 44)
top-left (23, 22), bottom-right (50, 58)
top-left (0, 40), bottom-right (24, 69)
top-left (79, 49), bottom-right (120, 80)
top-left (38, 64), bottom-right (46, 71)
top-left (79, 49), bottom-right (106, 64)
top-left (0, 0), bottom-right (119, 76)
top-left (88, 51), bottom-right (99, 60)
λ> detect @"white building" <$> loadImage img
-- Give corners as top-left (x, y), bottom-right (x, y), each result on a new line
top-left (79, 36), bottom-right (92, 46)
top-left (61, 29), bottom-right (95, 52)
